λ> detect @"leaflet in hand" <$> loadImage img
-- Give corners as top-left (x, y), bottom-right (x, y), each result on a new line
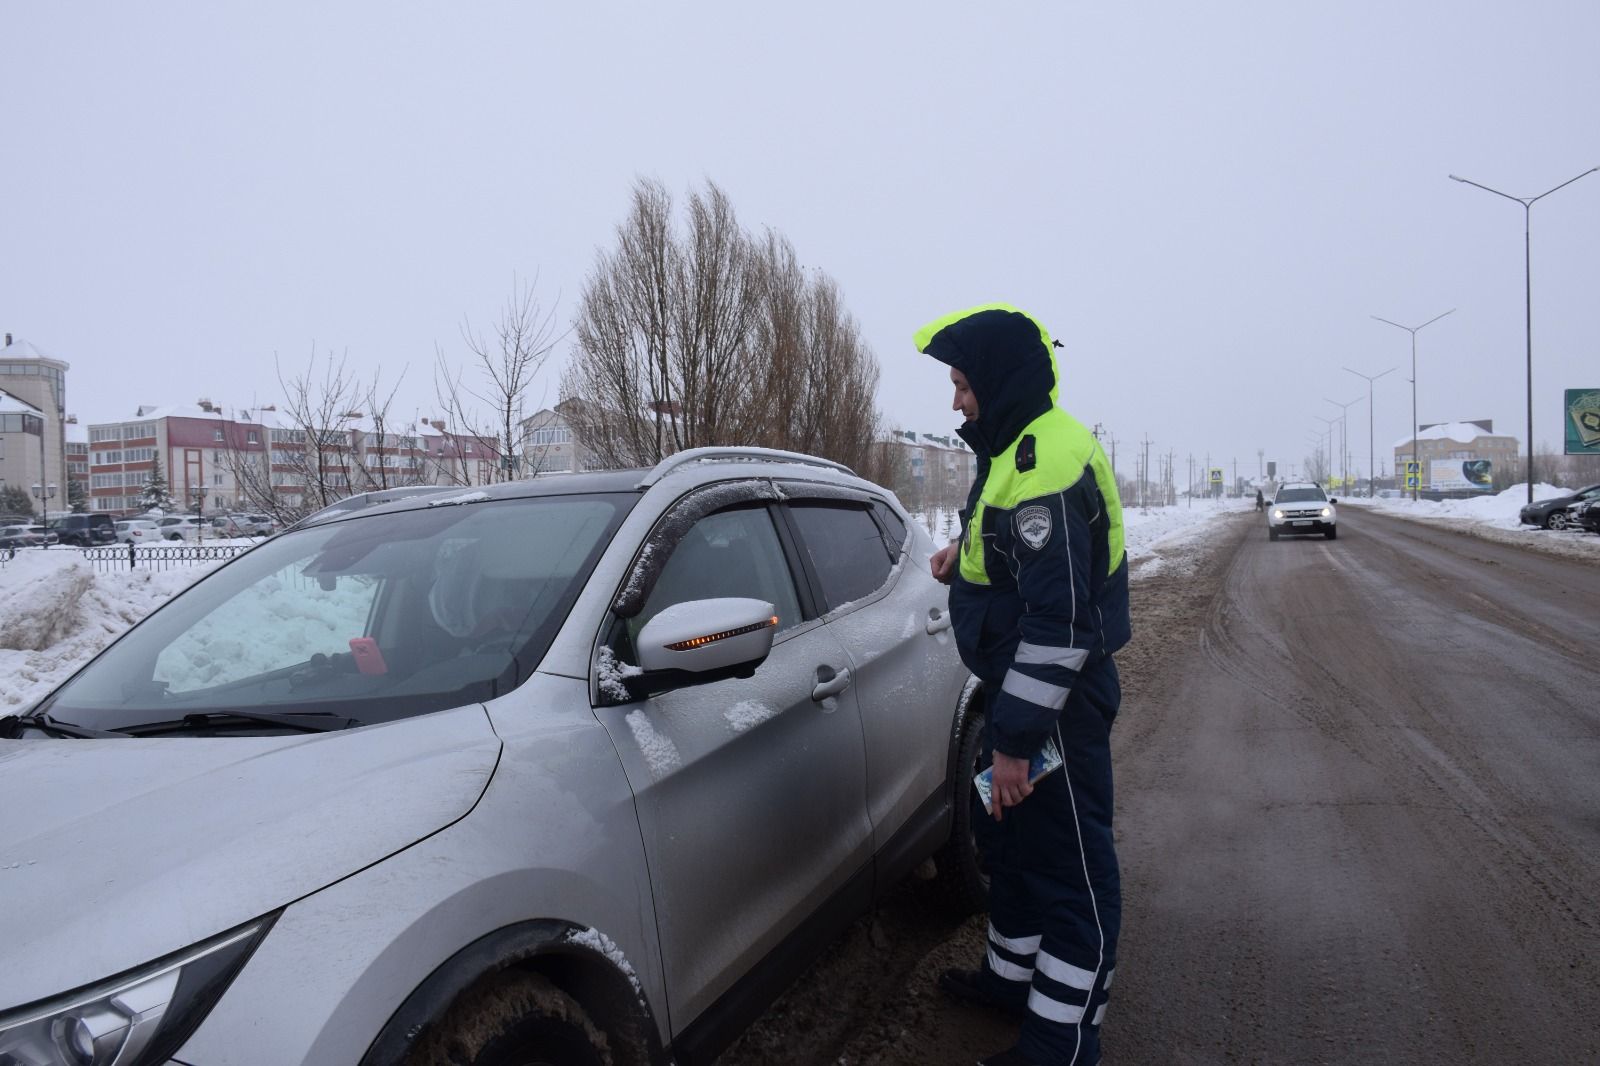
top-left (974, 736), bottom-right (1064, 815)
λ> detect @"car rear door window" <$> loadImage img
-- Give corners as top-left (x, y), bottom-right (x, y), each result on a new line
top-left (787, 502), bottom-right (896, 612)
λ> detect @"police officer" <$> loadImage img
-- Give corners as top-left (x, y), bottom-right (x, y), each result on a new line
top-left (918, 304), bottom-right (1130, 1066)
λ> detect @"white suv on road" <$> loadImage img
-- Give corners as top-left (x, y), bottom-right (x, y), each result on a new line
top-left (1267, 482), bottom-right (1338, 540)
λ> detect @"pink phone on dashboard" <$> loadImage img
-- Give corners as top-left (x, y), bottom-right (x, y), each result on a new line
top-left (348, 637), bottom-right (389, 676)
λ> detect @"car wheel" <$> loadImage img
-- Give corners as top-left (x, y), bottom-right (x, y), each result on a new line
top-left (406, 970), bottom-right (611, 1066)
top-left (1268, 528), bottom-right (1279, 541)
top-left (1325, 527), bottom-right (1337, 540)
top-left (1547, 511), bottom-right (1570, 531)
top-left (930, 703), bottom-right (990, 917)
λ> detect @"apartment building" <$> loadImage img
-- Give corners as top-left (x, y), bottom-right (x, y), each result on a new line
top-left (0, 334), bottom-right (71, 512)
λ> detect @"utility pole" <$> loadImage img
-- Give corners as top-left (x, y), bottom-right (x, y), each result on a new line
top-left (1141, 434), bottom-right (1153, 511)
top-left (1187, 454), bottom-right (1193, 508)
top-left (1232, 458), bottom-right (1238, 499)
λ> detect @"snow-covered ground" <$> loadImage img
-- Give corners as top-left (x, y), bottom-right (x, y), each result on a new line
top-left (0, 550), bottom-right (229, 713)
top-left (2, 499), bottom-right (1242, 716)
top-left (1342, 484), bottom-right (1600, 561)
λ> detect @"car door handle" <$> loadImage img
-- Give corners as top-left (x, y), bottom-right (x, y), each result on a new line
top-left (812, 665), bottom-right (851, 702)
top-left (926, 607), bottom-right (952, 635)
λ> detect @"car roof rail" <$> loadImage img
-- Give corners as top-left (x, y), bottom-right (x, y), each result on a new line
top-left (636, 446), bottom-right (857, 488)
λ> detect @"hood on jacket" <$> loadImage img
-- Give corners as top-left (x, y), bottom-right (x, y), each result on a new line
top-left (914, 303), bottom-right (1059, 457)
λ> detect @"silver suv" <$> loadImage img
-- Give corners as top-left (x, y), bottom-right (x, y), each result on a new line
top-left (1267, 481), bottom-right (1338, 540)
top-left (0, 448), bottom-right (984, 1066)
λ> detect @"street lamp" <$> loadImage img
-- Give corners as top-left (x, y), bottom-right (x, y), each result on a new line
top-left (31, 482), bottom-right (58, 526)
top-left (1323, 396), bottom-right (1361, 495)
top-left (1313, 418), bottom-right (1337, 485)
top-left (1372, 309), bottom-right (1455, 501)
top-left (1344, 365), bottom-right (1397, 499)
top-left (1449, 167), bottom-right (1599, 505)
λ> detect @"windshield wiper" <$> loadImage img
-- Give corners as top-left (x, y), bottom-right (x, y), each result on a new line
top-left (118, 710), bottom-right (359, 736)
top-left (2, 713), bottom-right (130, 739)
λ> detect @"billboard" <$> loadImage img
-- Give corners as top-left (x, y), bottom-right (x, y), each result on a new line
top-left (1566, 388), bottom-right (1600, 455)
top-left (1429, 459), bottom-right (1493, 492)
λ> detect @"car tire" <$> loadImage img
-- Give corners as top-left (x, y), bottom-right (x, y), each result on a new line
top-left (406, 970), bottom-right (611, 1066)
top-left (1268, 528), bottom-right (1279, 541)
top-left (930, 703), bottom-right (990, 918)
top-left (1547, 511), bottom-right (1569, 531)
top-left (1325, 527), bottom-right (1337, 540)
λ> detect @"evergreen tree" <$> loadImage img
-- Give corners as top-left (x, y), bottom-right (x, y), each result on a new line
top-left (140, 456), bottom-right (179, 513)
top-left (67, 479), bottom-right (89, 513)
top-left (0, 484), bottom-right (35, 516)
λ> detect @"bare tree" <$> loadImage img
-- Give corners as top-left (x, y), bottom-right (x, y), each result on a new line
top-left (434, 275), bottom-right (561, 482)
top-left (564, 178), bottom-right (885, 478)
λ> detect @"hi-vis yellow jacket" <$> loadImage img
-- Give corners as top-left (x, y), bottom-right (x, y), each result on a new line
top-left (915, 304), bottom-right (1130, 759)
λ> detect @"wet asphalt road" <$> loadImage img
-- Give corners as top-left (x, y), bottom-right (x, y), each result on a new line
top-left (1107, 507), bottom-right (1600, 1065)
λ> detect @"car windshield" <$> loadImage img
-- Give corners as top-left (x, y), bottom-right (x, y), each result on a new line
top-left (37, 492), bottom-right (633, 733)
top-left (1275, 488), bottom-right (1327, 503)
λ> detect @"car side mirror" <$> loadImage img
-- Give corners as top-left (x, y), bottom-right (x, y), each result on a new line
top-left (1328, 498), bottom-right (1337, 505)
top-left (630, 597), bottom-right (778, 694)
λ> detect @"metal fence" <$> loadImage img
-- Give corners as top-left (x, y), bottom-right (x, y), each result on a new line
top-left (0, 543), bottom-right (253, 573)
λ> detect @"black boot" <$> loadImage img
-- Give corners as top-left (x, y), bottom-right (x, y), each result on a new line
top-left (938, 967), bottom-right (1027, 1018)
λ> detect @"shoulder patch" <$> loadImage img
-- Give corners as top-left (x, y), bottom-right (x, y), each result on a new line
top-left (1016, 504), bottom-right (1052, 550)
top-left (1015, 434), bottom-right (1036, 472)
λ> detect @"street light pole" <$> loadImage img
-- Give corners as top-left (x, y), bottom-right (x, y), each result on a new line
top-left (1323, 396), bottom-right (1361, 496)
top-left (1449, 167), bottom-right (1599, 505)
top-left (1313, 419), bottom-right (1337, 485)
top-left (1372, 309), bottom-right (1455, 501)
top-left (1344, 365), bottom-right (1397, 498)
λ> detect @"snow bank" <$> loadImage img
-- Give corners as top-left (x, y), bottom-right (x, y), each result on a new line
top-left (1348, 483), bottom-right (1564, 530)
top-left (0, 551), bottom-right (220, 712)
top-left (1124, 499), bottom-right (1250, 577)
top-left (1344, 483), bottom-right (1600, 560)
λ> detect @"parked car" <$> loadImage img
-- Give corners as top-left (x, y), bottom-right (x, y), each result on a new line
top-left (1518, 483), bottom-right (1600, 530)
top-left (0, 524), bottom-right (44, 548)
top-left (115, 519), bottom-right (162, 544)
top-left (47, 512), bottom-right (117, 546)
top-left (1267, 481), bottom-right (1338, 540)
top-left (1572, 496), bottom-right (1600, 535)
top-left (0, 448), bottom-right (982, 1066)
top-left (241, 512), bottom-right (277, 535)
top-left (27, 524), bottom-right (59, 546)
top-left (156, 515), bottom-right (208, 541)
top-left (210, 515), bottom-right (250, 537)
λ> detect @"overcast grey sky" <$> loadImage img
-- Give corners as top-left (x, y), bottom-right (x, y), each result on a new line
top-left (4, 0), bottom-right (1597, 484)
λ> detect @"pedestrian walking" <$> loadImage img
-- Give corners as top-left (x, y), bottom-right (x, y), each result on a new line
top-left (920, 304), bottom-right (1131, 1066)
top-left (1255, 488), bottom-right (1264, 512)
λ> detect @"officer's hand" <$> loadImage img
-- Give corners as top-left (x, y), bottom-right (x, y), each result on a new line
top-left (930, 543), bottom-right (958, 585)
top-left (990, 751), bottom-right (1033, 821)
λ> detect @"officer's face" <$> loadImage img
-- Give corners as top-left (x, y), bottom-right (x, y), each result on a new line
top-left (951, 367), bottom-right (979, 421)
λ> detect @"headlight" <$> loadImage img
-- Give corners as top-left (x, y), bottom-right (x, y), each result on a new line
top-left (0, 916), bottom-right (273, 1066)
top-left (1321, 507), bottom-right (1332, 518)
top-left (1272, 509), bottom-right (1284, 520)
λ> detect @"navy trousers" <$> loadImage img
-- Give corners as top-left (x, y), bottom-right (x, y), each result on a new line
top-left (974, 658), bottom-right (1121, 1066)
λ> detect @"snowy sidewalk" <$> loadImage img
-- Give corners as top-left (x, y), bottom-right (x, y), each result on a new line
top-left (1342, 484), bottom-right (1600, 562)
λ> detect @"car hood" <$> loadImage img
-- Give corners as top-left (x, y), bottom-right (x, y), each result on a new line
top-left (0, 705), bottom-right (501, 1011)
